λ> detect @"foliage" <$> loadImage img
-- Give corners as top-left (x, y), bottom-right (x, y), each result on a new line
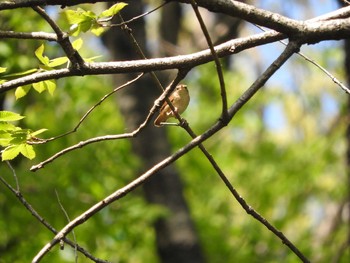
top-left (0, 1), bottom-right (349, 263)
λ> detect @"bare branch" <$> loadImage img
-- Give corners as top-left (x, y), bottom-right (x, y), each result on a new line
top-left (32, 40), bottom-right (302, 263)
top-left (0, 0), bottom-right (117, 10)
top-left (30, 71), bottom-right (188, 171)
top-left (0, 30), bottom-right (57, 41)
top-left (33, 73), bottom-right (144, 143)
top-left (0, 30), bottom-right (284, 93)
top-left (0, 163), bottom-right (110, 263)
top-left (254, 25), bottom-right (350, 94)
top-left (189, 0), bottom-right (229, 122)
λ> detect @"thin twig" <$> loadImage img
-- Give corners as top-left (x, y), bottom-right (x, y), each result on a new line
top-left (117, 13), bottom-right (190, 125)
top-left (254, 24), bottom-right (350, 94)
top-left (32, 6), bottom-right (85, 69)
top-left (30, 72), bottom-right (188, 171)
top-left (0, 163), bottom-right (110, 263)
top-left (32, 40), bottom-right (306, 263)
top-left (106, 1), bottom-right (168, 27)
top-left (189, 0), bottom-right (228, 122)
top-left (182, 41), bottom-right (310, 262)
top-left (55, 190), bottom-right (77, 261)
top-left (33, 73), bottom-right (144, 144)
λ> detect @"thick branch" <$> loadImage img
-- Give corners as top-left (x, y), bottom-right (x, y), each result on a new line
top-left (0, 30), bottom-right (284, 93)
top-left (0, 30), bottom-right (57, 41)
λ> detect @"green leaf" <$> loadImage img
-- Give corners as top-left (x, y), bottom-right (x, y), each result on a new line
top-left (0, 111), bottom-right (25, 122)
top-left (19, 144), bottom-right (35, 159)
top-left (32, 82), bottom-right (46, 93)
top-left (64, 9), bottom-right (85, 24)
top-left (0, 67), bottom-right (7, 73)
top-left (32, 80), bottom-right (56, 95)
top-left (0, 68), bottom-right (38, 80)
top-left (2, 145), bottom-right (21, 160)
top-left (45, 80), bottom-right (56, 95)
top-left (9, 129), bottom-right (28, 144)
top-left (0, 122), bottom-right (16, 131)
top-left (48, 56), bottom-right (69, 68)
top-left (72, 38), bottom-right (83, 50)
top-left (15, 85), bottom-right (31, 100)
top-left (64, 9), bottom-right (97, 36)
top-left (91, 24), bottom-right (105, 36)
top-left (30, 128), bottom-right (48, 137)
top-left (99, 3), bottom-right (128, 18)
top-left (35, 44), bottom-right (50, 66)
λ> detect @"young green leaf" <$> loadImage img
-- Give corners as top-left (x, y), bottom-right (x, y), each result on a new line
top-left (91, 24), bottom-right (105, 36)
top-left (2, 145), bottom-right (21, 160)
top-left (99, 3), bottom-right (128, 18)
top-left (72, 38), bottom-right (83, 50)
top-left (19, 144), bottom-right (36, 160)
top-left (32, 82), bottom-right (46, 93)
top-left (15, 85), bottom-right (32, 100)
top-left (0, 67), bottom-right (7, 73)
top-left (48, 56), bottom-right (69, 68)
top-left (0, 111), bottom-right (25, 122)
top-left (45, 80), bottom-right (56, 95)
top-left (30, 128), bottom-right (48, 137)
top-left (35, 44), bottom-right (50, 66)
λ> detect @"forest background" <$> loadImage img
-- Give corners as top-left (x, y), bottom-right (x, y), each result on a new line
top-left (0, 0), bottom-right (349, 262)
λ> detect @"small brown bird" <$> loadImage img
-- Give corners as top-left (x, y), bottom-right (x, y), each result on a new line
top-left (154, 84), bottom-right (190, 127)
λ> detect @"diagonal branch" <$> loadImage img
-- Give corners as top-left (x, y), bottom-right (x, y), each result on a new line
top-left (32, 40), bottom-right (303, 263)
top-left (0, 163), bottom-right (110, 263)
top-left (0, 30), bottom-right (284, 93)
top-left (32, 6), bottom-right (85, 69)
top-left (189, 0), bottom-right (228, 122)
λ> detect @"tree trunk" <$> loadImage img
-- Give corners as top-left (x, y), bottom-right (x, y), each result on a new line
top-left (101, 1), bottom-right (205, 262)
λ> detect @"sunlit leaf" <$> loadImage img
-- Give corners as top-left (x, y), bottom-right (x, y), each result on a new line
top-left (32, 82), bottom-right (46, 93)
top-left (91, 25), bottom-right (105, 36)
top-left (64, 9), bottom-right (91, 24)
top-left (0, 68), bottom-right (38, 80)
top-left (99, 3), bottom-right (128, 18)
top-left (15, 85), bottom-right (31, 99)
top-left (72, 38), bottom-right (83, 50)
top-left (35, 44), bottom-right (49, 66)
top-left (19, 144), bottom-right (35, 159)
top-left (45, 79), bottom-right (56, 95)
top-left (0, 111), bottom-right (25, 122)
top-left (2, 145), bottom-right (21, 160)
top-left (0, 67), bottom-right (6, 73)
top-left (30, 128), bottom-right (48, 137)
top-left (0, 122), bottom-right (16, 131)
top-left (48, 56), bottom-right (69, 68)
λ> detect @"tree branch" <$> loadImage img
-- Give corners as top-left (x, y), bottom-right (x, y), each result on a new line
top-left (0, 30), bottom-right (283, 94)
top-left (32, 40), bottom-right (303, 263)
top-left (0, 30), bottom-right (57, 41)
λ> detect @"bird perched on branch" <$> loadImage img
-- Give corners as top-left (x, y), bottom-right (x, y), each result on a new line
top-left (154, 84), bottom-right (190, 127)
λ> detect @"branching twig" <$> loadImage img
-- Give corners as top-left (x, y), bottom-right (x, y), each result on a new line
top-left (32, 73), bottom-right (144, 144)
top-left (55, 190), bottom-right (77, 261)
top-left (32, 40), bottom-right (305, 263)
top-left (32, 6), bottom-right (85, 69)
top-left (0, 30), bottom-right (283, 93)
top-left (107, 1), bottom-right (168, 27)
top-left (29, 71), bottom-right (189, 171)
top-left (254, 25), bottom-right (350, 94)
top-left (117, 13), bottom-right (192, 128)
top-left (0, 163), bottom-right (110, 263)
top-left (189, 0), bottom-right (228, 122)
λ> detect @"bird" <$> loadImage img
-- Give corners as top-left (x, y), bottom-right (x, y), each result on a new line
top-left (154, 84), bottom-right (190, 127)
